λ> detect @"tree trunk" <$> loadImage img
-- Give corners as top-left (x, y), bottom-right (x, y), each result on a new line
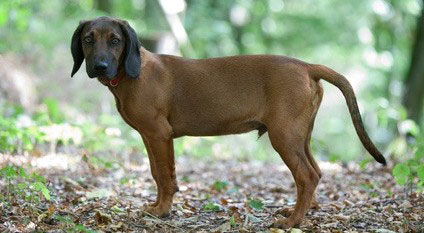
top-left (403, 1), bottom-right (424, 125)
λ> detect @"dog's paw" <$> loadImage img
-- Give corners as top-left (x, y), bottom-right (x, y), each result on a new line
top-left (145, 200), bottom-right (159, 208)
top-left (275, 207), bottom-right (294, 217)
top-left (142, 204), bottom-right (171, 218)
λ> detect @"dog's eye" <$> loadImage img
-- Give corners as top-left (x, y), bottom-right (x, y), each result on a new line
top-left (84, 37), bottom-right (93, 44)
top-left (111, 38), bottom-right (120, 45)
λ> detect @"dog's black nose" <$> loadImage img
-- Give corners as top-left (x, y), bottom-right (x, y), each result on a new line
top-left (94, 62), bottom-right (108, 72)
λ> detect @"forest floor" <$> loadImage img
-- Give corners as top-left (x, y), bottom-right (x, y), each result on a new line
top-left (0, 152), bottom-right (423, 233)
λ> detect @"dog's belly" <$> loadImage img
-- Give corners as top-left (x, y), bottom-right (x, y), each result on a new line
top-left (169, 89), bottom-right (266, 137)
top-left (171, 119), bottom-right (265, 138)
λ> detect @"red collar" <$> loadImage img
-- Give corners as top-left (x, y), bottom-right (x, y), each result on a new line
top-left (108, 74), bottom-right (125, 87)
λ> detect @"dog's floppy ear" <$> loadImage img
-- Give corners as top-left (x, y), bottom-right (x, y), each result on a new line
top-left (71, 20), bottom-right (88, 77)
top-left (119, 20), bottom-right (141, 79)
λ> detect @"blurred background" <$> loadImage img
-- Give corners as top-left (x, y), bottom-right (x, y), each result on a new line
top-left (0, 0), bottom-right (423, 165)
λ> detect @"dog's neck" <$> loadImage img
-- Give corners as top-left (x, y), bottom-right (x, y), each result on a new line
top-left (98, 47), bottom-right (152, 88)
top-left (97, 71), bottom-right (125, 87)
top-left (105, 47), bottom-right (158, 99)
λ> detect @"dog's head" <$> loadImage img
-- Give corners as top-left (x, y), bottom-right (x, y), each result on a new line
top-left (71, 16), bottom-right (141, 80)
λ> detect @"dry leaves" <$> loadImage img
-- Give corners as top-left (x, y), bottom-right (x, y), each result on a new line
top-left (0, 154), bottom-right (423, 232)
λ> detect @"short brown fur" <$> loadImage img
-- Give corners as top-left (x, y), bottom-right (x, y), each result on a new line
top-left (71, 17), bottom-right (386, 229)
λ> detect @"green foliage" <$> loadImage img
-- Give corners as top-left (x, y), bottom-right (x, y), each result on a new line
top-left (0, 101), bottom-right (146, 155)
top-left (111, 205), bottom-right (125, 213)
top-left (33, 181), bottom-right (51, 200)
top-left (119, 175), bottom-right (137, 186)
top-left (0, 104), bottom-right (45, 152)
top-left (229, 215), bottom-right (236, 228)
top-left (0, 0), bottom-right (34, 51)
top-left (43, 98), bottom-right (65, 123)
top-left (359, 158), bottom-right (373, 170)
top-left (212, 180), bottom-right (229, 192)
top-left (0, 99), bottom-right (79, 153)
top-left (54, 215), bottom-right (96, 233)
top-left (203, 201), bottom-right (221, 211)
top-left (0, 165), bottom-right (51, 205)
top-left (0, 0), bottom-right (166, 54)
top-left (393, 163), bottom-right (411, 185)
top-left (388, 111), bottom-right (423, 191)
top-left (248, 198), bottom-right (264, 211)
top-left (392, 136), bottom-right (424, 191)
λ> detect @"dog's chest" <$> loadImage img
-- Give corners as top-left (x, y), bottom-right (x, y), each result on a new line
top-left (111, 90), bottom-right (146, 130)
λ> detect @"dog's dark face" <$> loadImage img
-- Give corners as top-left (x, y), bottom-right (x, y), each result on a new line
top-left (71, 16), bottom-right (141, 80)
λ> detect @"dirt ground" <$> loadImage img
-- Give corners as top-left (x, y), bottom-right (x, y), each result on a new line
top-left (0, 152), bottom-right (423, 232)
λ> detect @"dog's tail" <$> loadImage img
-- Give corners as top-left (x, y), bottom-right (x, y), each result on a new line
top-left (308, 64), bottom-right (386, 165)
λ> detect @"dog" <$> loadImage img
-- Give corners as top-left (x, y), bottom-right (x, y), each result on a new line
top-left (71, 16), bottom-right (386, 229)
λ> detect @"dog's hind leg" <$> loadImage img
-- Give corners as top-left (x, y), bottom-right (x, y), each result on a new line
top-left (275, 102), bottom-right (323, 217)
top-left (266, 113), bottom-right (321, 229)
top-left (295, 82), bottom-right (324, 213)
top-left (305, 82), bottom-right (323, 179)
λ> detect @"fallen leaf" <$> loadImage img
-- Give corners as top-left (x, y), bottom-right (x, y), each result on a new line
top-left (212, 222), bottom-right (231, 232)
top-left (248, 199), bottom-right (264, 211)
top-left (290, 228), bottom-right (303, 233)
top-left (374, 229), bottom-right (397, 233)
top-left (25, 222), bottom-right (36, 231)
top-left (334, 214), bottom-right (350, 221)
top-left (95, 210), bottom-right (112, 225)
top-left (86, 188), bottom-right (113, 199)
top-left (38, 213), bottom-right (48, 222)
top-left (110, 221), bottom-right (124, 230)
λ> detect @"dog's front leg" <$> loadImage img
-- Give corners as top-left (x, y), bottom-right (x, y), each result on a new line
top-left (142, 136), bottom-right (161, 207)
top-left (142, 132), bottom-right (177, 217)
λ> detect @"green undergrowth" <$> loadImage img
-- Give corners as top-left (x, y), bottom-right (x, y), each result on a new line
top-left (391, 135), bottom-right (424, 193)
top-left (0, 165), bottom-right (50, 207)
top-left (0, 165), bottom-right (96, 232)
top-left (0, 100), bottom-right (142, 155)
top-left (0, 100), bottom-right (275, 161)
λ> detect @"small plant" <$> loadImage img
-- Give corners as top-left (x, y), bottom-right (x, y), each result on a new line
top-left (0, 165), bottom-right (51, 207)
top-left (0, 112), bottom-right (45, 153)
top-left (203, 201), bottom-right (221, 211)
top-left (212, 180), bottom-right (228, 192)
top-left (119, 175), bottom-right (137, 185)
top-left (54, 215), bottom-right (96, 233)
top-left (229, 215), bottom-right (236, 228)
top-left (43, 98), bottom-right (65, 123)
top-left (248, 198), bottom-right (264, 211)
top-left (392, 135), bottom-right (424, 192)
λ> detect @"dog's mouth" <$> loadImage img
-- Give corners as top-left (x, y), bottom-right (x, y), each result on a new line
top-left (90, 71), bottom-right (117, 83)
top-left (91, 72), bottom-right (115, 79)
top-left (87, 67), bottom-right (117, 80)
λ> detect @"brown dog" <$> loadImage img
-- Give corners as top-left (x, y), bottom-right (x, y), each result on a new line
top-left (71, 16), bottom-right (386, 229)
